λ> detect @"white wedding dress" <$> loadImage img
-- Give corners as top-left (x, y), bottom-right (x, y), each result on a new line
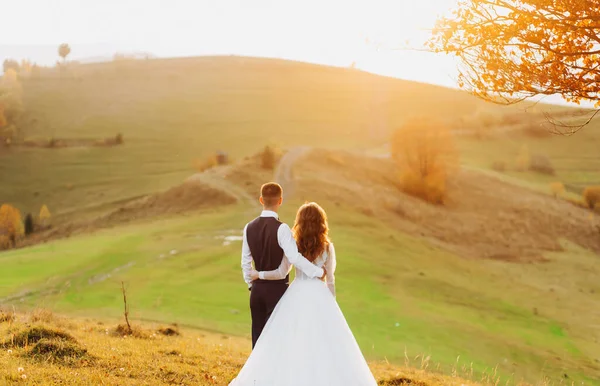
top-left (230, 244), bottom-right (377, 386)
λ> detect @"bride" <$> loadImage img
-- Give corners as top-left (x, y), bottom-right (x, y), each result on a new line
top-left (229, 202), bottom-right (377, 386)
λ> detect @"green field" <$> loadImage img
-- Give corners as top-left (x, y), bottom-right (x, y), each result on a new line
top-left (2, 56), bottom-right (600, 385)
top-left (1, 200), bottom-right (599, 384)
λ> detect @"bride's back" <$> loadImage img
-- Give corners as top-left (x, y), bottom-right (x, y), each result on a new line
top-left (295, 248), bottom-right (329, 280)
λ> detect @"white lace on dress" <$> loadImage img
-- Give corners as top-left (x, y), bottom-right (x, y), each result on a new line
top-left (258, 243), bottom-right (337, 296)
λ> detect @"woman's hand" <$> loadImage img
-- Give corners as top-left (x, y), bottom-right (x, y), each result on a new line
top-left (250, 269), bottom-right (259, 281)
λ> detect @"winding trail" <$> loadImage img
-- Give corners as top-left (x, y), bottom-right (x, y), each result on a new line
top-left (274, 146), bottom-right (311, 199)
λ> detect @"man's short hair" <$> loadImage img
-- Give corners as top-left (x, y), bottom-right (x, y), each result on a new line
top-left (261, 182), bottom-right (283, 207)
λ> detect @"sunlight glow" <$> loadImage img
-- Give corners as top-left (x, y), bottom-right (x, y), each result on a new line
top-left (0, 0), bottom-right (459, 86)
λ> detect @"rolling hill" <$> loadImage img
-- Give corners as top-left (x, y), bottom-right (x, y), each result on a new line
top-left (1, 56), bottom-right (600, 385)
top-left (2, 55), bottom-right (519, 217)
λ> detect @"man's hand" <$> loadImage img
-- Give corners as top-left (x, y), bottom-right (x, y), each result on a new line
top-left (250, 269), bottom-right (259, 281)
top-left (319, 267), bottom-right (327, 282)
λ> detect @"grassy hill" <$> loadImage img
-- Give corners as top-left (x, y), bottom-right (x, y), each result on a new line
top-left (1, 56), bottom-right (600, 385)
top-left (2, 55), bottom-right (515, 217)
top-left (1, 311), bottom-right (487, 386)
top-left (2, 150), bottom-right (600, 384)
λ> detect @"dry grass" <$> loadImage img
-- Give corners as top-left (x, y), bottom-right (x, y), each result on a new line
top-left (296, 149), bottom-right (600, 261)
top-left (0, 312), bottom-right (498, 386)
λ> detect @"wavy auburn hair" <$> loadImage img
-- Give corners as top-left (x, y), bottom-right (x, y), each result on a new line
top-left (292, 202), bottom-right (330, 262)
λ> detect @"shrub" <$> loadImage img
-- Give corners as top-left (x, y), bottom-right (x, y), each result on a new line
top-left (193, 155), bottom-right (218, 173)
top-left (24, 213), bottom-right (34, 235)
top-left (0, 204), bottom-right (24, 249)
top-left (550, 182), bottom-right (565, 199)
top-left (491, 161), bottom-right (506, 172)
top-left (529, 154), bottom-right (555, 175)
top-left (1, 326), bottom-right (76, 348)
top-left (28, 338), bottom-right (88, 364)
top-left (39, 205), bottom-right (51, 227)
top-left (261, 145), bottom-right (277, 170)
top-left (401, 170), bottom-right (447, 205)
top-left (115, 133), bottom-right (124, 145)
top-left (583, 186), bottom-right (600, 210)
top-left (391, 118), bottom-right (458, 205)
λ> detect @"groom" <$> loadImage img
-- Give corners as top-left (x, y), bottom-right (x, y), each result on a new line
top-left (241, 182), bottom-right (326, 348)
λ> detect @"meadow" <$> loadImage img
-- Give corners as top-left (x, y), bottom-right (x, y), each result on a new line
top-left (1, 56), bottom-right (600, 385)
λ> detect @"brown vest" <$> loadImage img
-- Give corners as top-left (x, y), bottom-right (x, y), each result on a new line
top-left (246, 216), bottom-right (288, 284)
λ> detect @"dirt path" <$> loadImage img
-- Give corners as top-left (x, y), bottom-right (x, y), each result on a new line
top-left (274, 146), bottom-right (311, 198)
top-left (186, 168), bottom-right (257, 208)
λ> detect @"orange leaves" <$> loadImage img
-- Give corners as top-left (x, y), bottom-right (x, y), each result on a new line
top-left (430, 0), bottom-right (600, 109)
top-left (391, 118), bottom-right (458, 205)
top-left (0, 105), bottom-right (7, 128)
top-left (0, 204), bottom-right (24, 249)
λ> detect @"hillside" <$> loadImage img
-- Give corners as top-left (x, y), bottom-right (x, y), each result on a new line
top-left (0, 311), bottom-right (486, 386)
top-left (1, 55), bottom-right (520, 217)
top-left (2, 55), bottom-right (600, 385)
top-left (1, 149), bottom-right (599, 384)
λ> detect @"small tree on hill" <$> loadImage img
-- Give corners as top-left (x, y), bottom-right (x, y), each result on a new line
top-left (391, 118), bottom-right (458, 205)
top-left (2, 59), bottom-right (20, 74)
top-left (24, 213), bottom-right (34, 235)
top-left (0, 204), bottom-right (24, 249)
top-left (550, 182), bottom-right (565, 199)
top-left (261, 145), bottom-right (277, 170)
top-left (58, 43), bottom-right (71, 62)
top-left (0, 105), bottom-right (7, 129)
top-left (583, 187), bottom-right (600, 210)
top-left (39, 205), bottom-right (51, 227)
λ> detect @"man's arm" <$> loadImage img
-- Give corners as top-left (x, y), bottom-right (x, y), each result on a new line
top-left (241, 225), bottom-right (253, 289)
top-left (277, 223), bottom-right (324, 278)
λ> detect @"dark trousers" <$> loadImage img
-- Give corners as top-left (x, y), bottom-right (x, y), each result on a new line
top-left (250, 282), bottom-right (288, 348)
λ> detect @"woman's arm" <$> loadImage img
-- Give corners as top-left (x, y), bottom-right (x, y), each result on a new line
top-left (325, 243), bottom-right (336, 296)
top-left (249, 257), bottom-right (292, 281)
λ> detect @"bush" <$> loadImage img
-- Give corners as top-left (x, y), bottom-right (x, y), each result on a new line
top-left (529, 154), bottom-right (555, 175)
top-left (261, 145), bottom-right (277, 170)
top-left (401, 170), bottom-right (447, 205)
top-left (39, 205), bottom-right (51, 227)
top-left (550, 182), bottom-right (565, 199)
top-left (583, 186), bottom-right (600, 210)
top-left (193, 155), bottom-right (218, 173)
top-left (491, 161), bottom-right (506, 172)
top-left (391, 118), bottom-right (458, 205)
top-left (28, 338), bottom-right (88, 364)
top-left (24, 213), bottom-right (34, 235)
top-left (1, 326), bottom-right (76, 348)
top-left (0, 204), bottom-right (24, 249)
top-left (115, 133), bottom-right (124, 145)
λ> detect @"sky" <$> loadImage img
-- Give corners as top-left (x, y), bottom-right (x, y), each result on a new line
top-left (0, 0), bottom-right (462, 87)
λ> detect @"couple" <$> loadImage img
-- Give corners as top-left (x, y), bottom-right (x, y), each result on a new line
top-left (229, 182), bottom-right (377, 386)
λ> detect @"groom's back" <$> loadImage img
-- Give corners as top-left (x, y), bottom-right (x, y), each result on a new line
top-left (246, 217), bottom-right (288, 283)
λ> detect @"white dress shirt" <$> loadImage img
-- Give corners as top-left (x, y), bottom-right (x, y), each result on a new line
top-left (258, 243), bottom-right (337, 296)
top-left (241, 210), bottom-right (325, 289)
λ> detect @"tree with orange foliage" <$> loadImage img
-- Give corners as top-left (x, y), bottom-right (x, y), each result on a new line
top-left (0, 105), bottom-right (7, 129)
top-left (391, 118), bottom-right (458, 205)
top-left (0, 204), bottom-right (24, 249)
top-left (430, 1), bottom-right (600, 133)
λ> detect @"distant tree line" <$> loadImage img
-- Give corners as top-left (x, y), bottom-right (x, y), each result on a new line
top-left (0, 204), bottom-right (52, 250)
